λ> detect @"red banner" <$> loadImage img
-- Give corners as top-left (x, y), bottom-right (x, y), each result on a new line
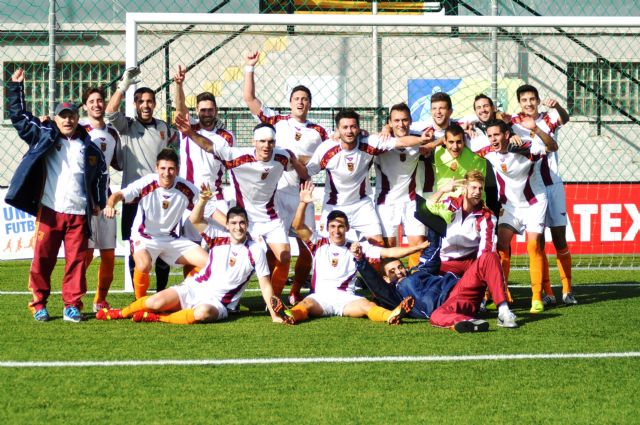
top-left (512, 183), bottom-right (640, 255)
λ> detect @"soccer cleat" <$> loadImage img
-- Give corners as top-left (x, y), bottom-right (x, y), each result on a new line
top-left (542, 294), bottom-right (557, 307)
top-left (454, 319), bottom-right (489, 333)
top-left (34, 308), bottom-right (50, 322)
top-left (497, 311), bottom-right (518, 328)
top-left (92, 301), bottom-right (111, 313)
top-left (63, 306), bottom-right (83, 323)
top-left (387, 296), bottom-right (415, 325)
top-left (530, 300), bottom-right (544, 314)
top-left (132, 311), bottom-right (161, 322)
top-left (95, 308), bottom-right (123, 321)
top-left (563, 292), bottom-right (578, 305)
top-left (270, 296), bottom-right (296, 325)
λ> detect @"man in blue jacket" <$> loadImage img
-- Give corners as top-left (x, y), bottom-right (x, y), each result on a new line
top-left (6, 68), bottom-right (107, 323)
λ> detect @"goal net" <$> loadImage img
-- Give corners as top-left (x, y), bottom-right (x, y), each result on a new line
top-left (123, 12), bottom-right (639, 268)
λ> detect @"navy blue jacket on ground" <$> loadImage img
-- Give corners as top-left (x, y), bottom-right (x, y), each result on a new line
top-left (5, 81), bottom-right (107, 236)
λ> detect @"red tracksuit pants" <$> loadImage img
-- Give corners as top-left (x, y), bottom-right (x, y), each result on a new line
top-left (28, 206), bottom-right (88, 312)
top-left (430, 252), bottom-right (507, 328)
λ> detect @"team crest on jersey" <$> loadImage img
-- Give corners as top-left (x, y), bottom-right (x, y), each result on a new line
top-left (229, 254), bottom-right (237, 267)
top-left (99, 138), bottom-right (107, 151)
top-left (160, 131), bottom-right (166, 140)
top-left (88, 155), bottom-right (97, 166)
top-left (399, 153), bottom-right (406, 162)
top-left (37, 231), bottom-right (45, 241)
top-left (162, 200), bottom-right (170, 209)
top-left (331, 254), bottom-right (339, 267)
top-left (450, 161), bottom-right (458, 172)
top-left (261, 168), bottom-right (270, 180)
top-left (346, 156), bottom-right (355, 172)
top-left (295, 132), bottom-right (302, 141)
top-left (499, 208), bottom-right (505, 217)
top-left (501, 163), bottom-right (508, 173)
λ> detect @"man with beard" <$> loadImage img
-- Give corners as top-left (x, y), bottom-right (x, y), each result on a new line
top-left (105, 67), bottom-right (176, 291)
top-left (173, 65), bottom-right (235, 254)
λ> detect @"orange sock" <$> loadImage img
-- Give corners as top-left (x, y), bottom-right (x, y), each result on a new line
top-left (408, 252), bottom-right (421, 269)
top-left (121, 296), bottom-right (149, 318)
top-left (541, 251), bottom-right (553, 296)
top-left (527, 239), bottom-right (544, 301)
top-left (291, 304), bottom-right (309, 322)
top-left (498, 249), bottom-right (513, 303)
top-left (158, 309), bottom-right (196, 325)
top-left (183, 265), bottom-right (200, 278)
top-left (556, 248), bottom-right (572, 294)
top-left (94, 250), bottom-right (115, 304)
top-left (367, 305), bottom-right (392, 322)
top-left (133, 270), bottom-right (150, 299)
top-left (270, 260), bottom-right (290, 297)
top-left (291, 249), bottom-right (312, 298)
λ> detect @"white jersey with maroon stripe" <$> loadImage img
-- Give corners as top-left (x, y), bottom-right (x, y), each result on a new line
top-left (256, 104), bottom-right (329, 195)
top-left (122, 174), bottom-right (198, 239)
top-left (179, 122), bottom-right (234, 201)
top-left (307, 135), bottom-right (396, 207)
top-left (436, 195), bottom-right (497, 262)
top-left (214, 146), bottom-right (293, 223)
top-left (483, 149), bottom-right (546, 208)
top-left (374, 130), bottom-right (421, 205)
top-left (510, 110), bottom-right (563, 185)
top-left (306, 235), bottom-right (382, 296)
top-left (80, 119), bottom-right (118, 168)
top-left (192, 225), bottom-right (269, 311)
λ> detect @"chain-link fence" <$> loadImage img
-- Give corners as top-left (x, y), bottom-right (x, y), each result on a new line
top-left (1, 1), bottom-right (639, 264)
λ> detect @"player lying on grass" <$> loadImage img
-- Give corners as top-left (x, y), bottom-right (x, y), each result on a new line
top-left (97, 188), bottom-right (287, 324)
top-left (103, 148), bottom-right (208, 299)
top-left (353, 171), bottom-right (518, 333)
top-left (270, 181), bottom-right (428, 325)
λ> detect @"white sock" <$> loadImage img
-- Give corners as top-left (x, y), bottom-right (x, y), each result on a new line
top-left (498, 302), bottom-right (510, 316)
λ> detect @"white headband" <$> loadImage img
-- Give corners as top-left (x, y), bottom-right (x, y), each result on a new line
top-left (254, 126), bottom-right (276, 141)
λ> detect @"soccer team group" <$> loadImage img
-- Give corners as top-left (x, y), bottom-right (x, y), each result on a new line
top-left (6, 50), bottom-right (577, 332)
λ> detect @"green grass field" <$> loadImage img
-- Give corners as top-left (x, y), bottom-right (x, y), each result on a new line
top-left (1, 259), bottom-right (639, 424)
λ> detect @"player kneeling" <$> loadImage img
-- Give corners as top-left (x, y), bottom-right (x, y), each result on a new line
top-left (269, 181), bottom-right (426, 326)
top-left (97, 187), bottom-right (288, 324)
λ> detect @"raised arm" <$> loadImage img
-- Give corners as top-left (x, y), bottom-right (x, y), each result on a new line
top-left (543, 98), bottom-right (570, 125)
top-left (242, 51), bottom-right (263, 116)
top-left (292, 181), bottom-right (315, 242)
top-left (105, 67), bottom-right (140, 114)
top-left (7, 68), bottom-right (47, 146)
top-left (174, 113), bottom-right (214, 153)
top-left (188, 183), bottom-right (213, 234)
top-left (173, 65), bottom-right (188, 117)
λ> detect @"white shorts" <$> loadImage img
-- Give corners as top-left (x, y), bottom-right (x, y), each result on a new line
top-left (88, 214), bottom-right (117, 250)
top-left (249, 219), bottom-right (290, 245)
top-left (319, 198), bottom-right (382, 238)
top-left (182, 199), bottom-right (229, 243)
top-left (545, 183), bottom-right (568, 227)
top-left (307, 291), bottom-right (364, 317)
top-left (276, 190), bottom-right (316, 236)
top-left (498, 199), bottom-right (547, 235)
top-left (171, 279), bottom-right (228, 321)
top-left (376, 200), bottom-right (426, 238)
top-left (131, 234), bottom-right (200, 266)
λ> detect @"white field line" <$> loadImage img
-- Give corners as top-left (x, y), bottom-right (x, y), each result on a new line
top-left (1, 351), bottom-right (639, 368)
top-left (0, 283), bottom-right (639, 296)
